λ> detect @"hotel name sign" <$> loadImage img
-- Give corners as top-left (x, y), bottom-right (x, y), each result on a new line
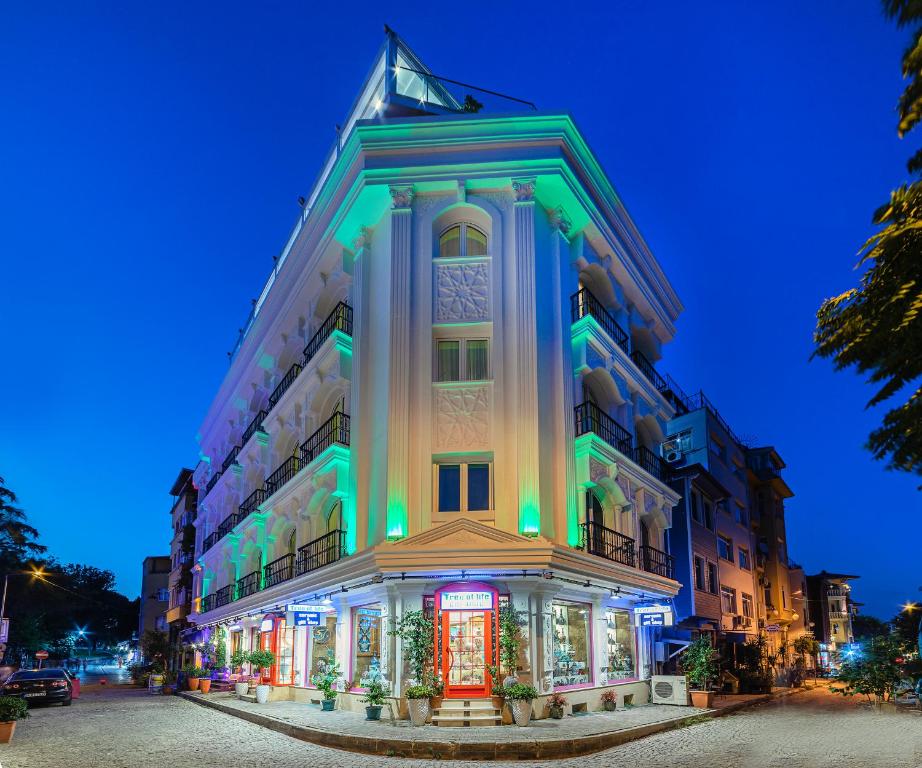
top-left (439, 591), bottom-right (494, 611)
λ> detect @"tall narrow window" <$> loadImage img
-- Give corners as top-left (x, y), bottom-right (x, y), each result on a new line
top-left (434, 338), bottom-right (490, 382)
top-left (707, 562), bottom-right (718, 594)
top-left (439, 226), bottom-right (461, 257)
top-left (435, 462), bottom-right (493, 514)
top-left (438, 465), bottom-right (462, 512)
top-left (437, 340), bottom-right (460, 382)
top-left (467, 464), bottom-right (490, 511)
top-left (466, 339), bottom-right (489, 380)
top-left (466, 226), bottom-right (488, 256)
top-left (694, 556), bottom-right (705, 591)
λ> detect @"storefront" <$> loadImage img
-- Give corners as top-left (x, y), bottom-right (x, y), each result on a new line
top-left (259, 613), bottom-right (297, 686)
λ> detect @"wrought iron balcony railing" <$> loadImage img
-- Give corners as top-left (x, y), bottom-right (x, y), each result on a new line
top-left (205, 471), bottom-right (222, 496)
top-left (214, 583), bottom-right (235, 608)
top-left (640, 544), bottom-right (675, 579)
top-left (221, 444), bottom-right (241, 472)
top-left (297, 529), bottom-right (346, 576)
top-left (216, 512), bottom-right (237, 540)
top-left (580, 521), bottom-right (636, 568)
top-left (574, 402), bottom-right (632, 455)
top-left (633, 444), bottom-right (670, 483)
top-left (238, 487), bottom-right (267, 521)
top-left (263, 553), bottom-right (295, 588)
top-left (236, 570), bottom-right (261, 600)
top-left (200, 594), bottom-right (215, 613)
top-left (202, 532), bottom-right (219, 554)
top-left (570, 288), bottom-right (630, 354)
top-left (301, 411), bottom-right (351, 464)
top-left (265, 454), bottom-right (302, 498)
top-left (630, 349), bottom-right (667, 393)
top-left (242, 409), bottom-right (268, 446)
top-left (303, 301), bottom-right (353, 366)
top-left (269, 362), bottom-right (303, 409)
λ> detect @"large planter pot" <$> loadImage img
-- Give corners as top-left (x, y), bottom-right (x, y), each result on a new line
top-left (365, 705), bottom-right (383, 720)
top-left (491, 695), bottom-right (505, 710)
top-left (199, 678), bottom-right (212, 694)
top-left (235, 682), bottom-right (250, 698)
top-left (548, 705), bottom-right (564, 720)
top-left (510, 699), bottom-right (532, 727)
top-left (431, 695), bottom-right (443, 711)
top-left (407, 697), bottom-right (430, 726)
top-left (187, 677), bottom-right (200, 692)
top-left (689, 690), bottom-right (714, 708)
top-left (255, 684), bottom-right (271, 704)
top-left (0, 721), bottom-right (15, 744)
top-left (321, 698), bottom-right (336, 711)
top-left (603, 701), bottom-right (616, 712)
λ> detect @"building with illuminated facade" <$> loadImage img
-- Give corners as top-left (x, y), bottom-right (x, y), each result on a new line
top-left (188, 29), bottom-right (686, 714)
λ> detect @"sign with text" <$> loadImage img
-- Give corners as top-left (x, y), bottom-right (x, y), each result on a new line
top-left (765, 624), bottom-right (781, 632)
top-left (637, 612), bottom-right (673, 627)
top-left (634, 604), bottom-right (672, 615)
top-left (290, 611), bottom-right (321, 627)
top-left (439, 591), bottom-right (493, 611)
top-left (286, 604), bottom-right (334, 614)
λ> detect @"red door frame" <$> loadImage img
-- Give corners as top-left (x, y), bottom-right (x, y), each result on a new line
top-left (260, 614), bottom-right (294, 686)
top-left (434, 582), bottom-right (499, 699)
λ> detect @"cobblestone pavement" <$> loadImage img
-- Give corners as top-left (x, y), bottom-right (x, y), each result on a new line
top-left (5, 685), bottom-right (921, 768)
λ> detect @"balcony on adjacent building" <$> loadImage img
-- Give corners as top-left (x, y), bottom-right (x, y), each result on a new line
top-left (214, 584), bottom-right (234, 608)
top-left (263, 553), bottom-right (295, 588)
top-left (303, 301), bottom-right (353, 367)
top-left (297, 529), bottom-right (346, 576)
top-left (269, 362), bottom-right (303, 409)
top-left (826, 587), bottom-right (849, 597)
top-left (640, 544), bottom-right (675, 579)
top-left (571, 287), bottom-right (629, 354)
top-left (829, 610), bottom-right (849, 620)
top-left (236, 570), bottom-right (261, 600)
top-left (579, 521), bottom-right (636, 568)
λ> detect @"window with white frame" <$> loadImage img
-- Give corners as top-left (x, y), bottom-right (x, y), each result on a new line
top-left (720, 585), bottom-right (737, 615)
top-left (438, 223), bottom-right (488, 258)
top-left (741, 593), bottom-right (754, 618)
top-left (435, 462), bottom-right (492, 513)
top-left (436, 338), bottom-right (490, 382)
top-left (738, 546), bottom-right (751, 571)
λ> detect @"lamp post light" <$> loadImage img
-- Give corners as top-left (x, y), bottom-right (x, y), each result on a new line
top-left (0, 567), bottom-right (47, 624)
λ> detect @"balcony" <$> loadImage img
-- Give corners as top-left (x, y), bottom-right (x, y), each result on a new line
top-left (238, 487), bottom-right (267, 522)
top-left (829, 610), bottom-right (849, 620)
top-left (269, 362), bottom-right (303, 409)
top-left (200, 594), bottom-right (215, 613)
top-left (571, 288), bottom-right (629, 354)
top-left (263, 553), bottom-right (295, 588)
top-left (214, 583), bottom-right (235, 608)
top-left (304, 301), bottom-right (353, 367)
top-left (242, 409), bottom-right (268, 446)
top-left (826, 587), bottom-right (849, 597)
top-left (205, 471), bottom-right (222, 496)
top-left (221, 444), bottom-right (241, 472)
top-left (580, 521), bottom-right (636, 568)
top-left (265, 454), bottom-right (302, 498)
top-left (216, 512), bottom-right (238, 540)
top-left (297, 529), bottom-right (346, 575)
top-left (640, 544), bottom-right (675, 579)
top-left (236, 570), bottom-right (261, 599)
top-left (202, 532), bottom-right (219, 554)
top-left (633, 445), bottom-right (670, 483)
top-left (301, 411), bottom-right (351, 464)
top-left (165, 604), bottom-right (190, 624)
top-left (574, 401), bottom-right (632, 454)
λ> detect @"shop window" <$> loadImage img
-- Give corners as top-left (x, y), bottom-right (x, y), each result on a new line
top-left (310, 616), bottom-right (337, 682)
top-left (435, 462), bottom-right (493, 513)
top-left (605, 609), bottom-right (635, 680)
top-left (352, 605), bottom-right (382, 687)
top-left (436, 338), bottom-right (491, 382)
top-left (552, 601), bottom-right (591, 687)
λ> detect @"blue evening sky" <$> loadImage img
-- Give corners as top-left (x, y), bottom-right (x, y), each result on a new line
top-left (1, 2), bottom-right (918, 618)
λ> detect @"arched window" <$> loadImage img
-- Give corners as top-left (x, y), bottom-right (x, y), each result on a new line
top-left (287, 530), bottom-right (296, 556)
top-left (438, 224), bottom-right (487, 258)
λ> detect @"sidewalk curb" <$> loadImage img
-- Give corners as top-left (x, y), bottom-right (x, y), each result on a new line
top-left (178, 687), bottom-right (802, 760)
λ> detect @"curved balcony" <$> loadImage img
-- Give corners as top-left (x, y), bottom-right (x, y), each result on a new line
top-left (236, 570), bottom-right (261, 600)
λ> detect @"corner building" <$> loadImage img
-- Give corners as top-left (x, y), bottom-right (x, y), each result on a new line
top-left (191, 30), bottom-right (684, 713)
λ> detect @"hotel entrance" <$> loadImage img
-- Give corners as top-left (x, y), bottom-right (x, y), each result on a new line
top-left (434, 583), bottom-right (499, 699)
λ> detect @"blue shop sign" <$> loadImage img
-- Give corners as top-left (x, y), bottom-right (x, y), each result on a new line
top-left (292, 611), bottom-right (321, 627)
top-left (638, 612), bottom-right (667, 627)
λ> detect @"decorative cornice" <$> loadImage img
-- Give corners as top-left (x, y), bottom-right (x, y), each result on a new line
top-left (512, 177), bottom-right (536, 203)
top-left (389, 185), bottom-right (415, 210)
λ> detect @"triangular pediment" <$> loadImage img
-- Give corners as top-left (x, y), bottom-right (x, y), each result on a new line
top-left (390, 518), bottom-right (543, 550)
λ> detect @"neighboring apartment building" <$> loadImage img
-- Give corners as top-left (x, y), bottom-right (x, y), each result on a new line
top-left (138, 555), bottom-right (171, 657)
top-left (806, 571), bottom-right (859, 668)
top-left (187, 29), bottom-right (687, 714)
top-left (166, 468), bottom-right (197, 671)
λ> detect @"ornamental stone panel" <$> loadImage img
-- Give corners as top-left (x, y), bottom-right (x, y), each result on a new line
top-left (433, 384), bottom-right (491, 451)
top-left (434, 261), bottom-right (491, 323)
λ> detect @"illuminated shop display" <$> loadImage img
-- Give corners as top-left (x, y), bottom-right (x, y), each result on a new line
top-left (605, 609), bottom-right (636, 680)
top-left (353, 605), bottom-right (382, 687)
top-left (552, 601), bottom-right (591, 687)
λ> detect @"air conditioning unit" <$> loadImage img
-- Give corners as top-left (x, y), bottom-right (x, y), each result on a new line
top-left (650, 675), bottom-right (688, 705)
top-left (664, 449), bottom-right (686, 465)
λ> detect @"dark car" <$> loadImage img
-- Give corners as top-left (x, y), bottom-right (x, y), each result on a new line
top-left (1, 668), bottom-right (73, 706)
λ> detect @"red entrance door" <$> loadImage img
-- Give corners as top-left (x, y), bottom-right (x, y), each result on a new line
top-left (435, 583), bottom-right (498, 699)
top-left (260, 615), bottom-right (295, 686)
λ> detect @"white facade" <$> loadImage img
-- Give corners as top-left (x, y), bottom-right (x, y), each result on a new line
top-left (188, 32), bottom-right (685, 714)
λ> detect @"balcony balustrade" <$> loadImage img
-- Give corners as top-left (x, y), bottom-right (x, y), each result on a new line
top-left (630, 349), bottom-right (667, 393)
top-left (297, 529), bottom-right (346, 576)
top-left (200, 594), bottom-right (215, 613)
top-left (269, 362), bottom-right (303, 409)
top-left (570, 288), bottom-right (629, 353)
top-left (214, 584), bottom-right (235, 608)
top-left (633, 444), bottom-right (670, 483)
top-left (236, 570), bottom-right (261, 600)
top-left (826, 587), bottom-right (849, 597)
top-left (580, 521), bottom-right (636, 568)
top-left (303, 301), bottom-right (353, 366)
top-left (238, 487), bottom-right (267, 522)
top-left (216, 513), bottom-right (238, 539)
top-left (301, 411), bottom-right (351, 464)
top-left (242, 409), bottom-right (268, 446)
top-left (263, 553), bottom-right (295, 588)
top-left (640, 544), bottom-right (675, 579)
top-left (221, 444), bottom-right (241, 472)
top-left (205, 471), bottom-right (222, 496)
top-left (265, 454), bottom-right (302, 498)
top-left (829, 610), bottom-right (849, 620)
top-left (574, 402), bottom-right (632, 454)
top-left (202, 532), bottom-right (219, 553)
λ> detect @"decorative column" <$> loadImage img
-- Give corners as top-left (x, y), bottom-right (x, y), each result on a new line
top-left (386, 186), bottom-right (414, 540)
top-left (346, 230), bottom-right (370, 554)
top-left (512, 178), bottom-right (541, 536)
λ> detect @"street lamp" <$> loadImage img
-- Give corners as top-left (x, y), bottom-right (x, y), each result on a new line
top-left (0, 567), bottom-right (47, 624)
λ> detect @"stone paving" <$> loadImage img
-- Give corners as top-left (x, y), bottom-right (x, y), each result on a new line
top-left (4, 684), bottom-right (921, 767)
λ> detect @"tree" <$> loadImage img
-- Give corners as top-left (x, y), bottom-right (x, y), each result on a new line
top-left (852, 614), bottom-right (891, 640)
top-left (831, 635), bottom-right (906, 703)
top-left (813, 1), bottom-right (922, 482)
top-left (0, 477), bottom-right (45, 569)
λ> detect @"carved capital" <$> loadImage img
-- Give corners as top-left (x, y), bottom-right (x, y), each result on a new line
top-left (352, 225), bottom-right (373, 252)
top-left (548, 205), bottom-right (572, 236)
top-left (512, 178), bottom-right (536, 203)
top-left (389, 185), bottom-right (415, 210)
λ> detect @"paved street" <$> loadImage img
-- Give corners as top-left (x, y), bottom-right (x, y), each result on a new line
top-left (5, 684), bottom-right (921, 768)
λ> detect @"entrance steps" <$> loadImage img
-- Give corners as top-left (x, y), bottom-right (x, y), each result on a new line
top-left (431, 698), bottom-right (502, 727)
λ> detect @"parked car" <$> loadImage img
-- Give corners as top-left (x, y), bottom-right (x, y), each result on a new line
top-left (1, 668), bottom-right (73, 706)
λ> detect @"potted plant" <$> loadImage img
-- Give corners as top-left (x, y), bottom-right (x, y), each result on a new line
top-left (312, 659), bottom-right (341, 711)
top-left (231, 649), bottom-right (250, 697)
top-left (199, 670), bottom-right (212, 694)
top-left (427, 672), bottom-right (444, 711)
top-left (487, 665), bottom-right (506, 710)
top-left (404, 684), bottom-right (433, 726)
top-left (161, 670), bottom-right (176, 695)
top-left (682, 635), bottom-right (718, 708)
top-left (0, 696), bottom-right (28, 744)
top-left (498, 605), bottom-right (525, 686)
top-left (504, 683), bottom-right (539, 727)
top-left (600, 689), bottom-right (618, 711)
top-left (247, 650), bottom-right (276, 704)
top-left (546, 691), bottom-right (567, 719)
top-left (361, 678), bottom-right (389, 720)
top-left (184, 664), bottom-right (202, 692)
